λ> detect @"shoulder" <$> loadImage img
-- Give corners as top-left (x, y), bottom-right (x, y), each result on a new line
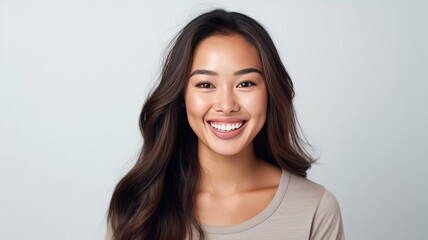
top-left (283, 170), bottom-right (345, 239)
top-left (312, 188), bottom-right (343, 226)
top-left (286, 171), bottom-right (326, 199)
top-left (310, 188), bottom-right (345, 239)
top-left (285, 171), bottom-right (340, 208)
top-left (316, 189), bottom-right (342, 217)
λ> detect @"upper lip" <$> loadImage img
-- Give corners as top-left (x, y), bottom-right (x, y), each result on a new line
top-left (207, 118), bottom-right (247, 123)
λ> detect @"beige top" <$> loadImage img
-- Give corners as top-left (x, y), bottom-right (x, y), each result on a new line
top-left (200, 169), bottom-right (344, 239)
top-left (106, 169), bottom-right (345, 240)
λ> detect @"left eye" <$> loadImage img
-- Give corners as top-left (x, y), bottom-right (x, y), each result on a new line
top-left (237, 81), bottom-right (256, 88)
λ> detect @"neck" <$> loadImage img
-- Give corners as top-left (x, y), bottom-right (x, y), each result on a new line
top-left (197, 141), bottom-right (263, 195)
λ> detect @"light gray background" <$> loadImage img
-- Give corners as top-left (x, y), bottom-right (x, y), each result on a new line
top-left (1, 0), bottom-right (427, 239)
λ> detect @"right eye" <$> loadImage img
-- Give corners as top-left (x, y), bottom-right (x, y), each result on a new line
top-left (196, 82), bottom-right (214, 88)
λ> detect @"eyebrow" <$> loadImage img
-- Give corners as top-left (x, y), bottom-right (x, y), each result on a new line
top-left (189, 68), bottom-right (263, 77)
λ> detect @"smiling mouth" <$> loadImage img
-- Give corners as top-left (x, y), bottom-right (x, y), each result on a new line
top-left (208, 121), bottom-right (246, 132)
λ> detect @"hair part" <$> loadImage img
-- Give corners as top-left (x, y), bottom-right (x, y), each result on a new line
top-left (107, 9), bottom-right (316, 240)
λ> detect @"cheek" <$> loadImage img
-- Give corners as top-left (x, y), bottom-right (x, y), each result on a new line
top-left (242, 91), bottom-right (268, 119)
top-left (185, 91), bottom-right (211, 123)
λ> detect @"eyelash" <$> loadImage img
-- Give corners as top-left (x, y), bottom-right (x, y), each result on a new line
top-left (196, 82), bottom-right (214, 88)
top-left (195, 81), bottom-right (257, 88)
top-left (237, 81), bottom-right (256, 88)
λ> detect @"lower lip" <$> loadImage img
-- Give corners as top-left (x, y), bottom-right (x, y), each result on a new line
top-left (208, 121), bottom-right (247, 139)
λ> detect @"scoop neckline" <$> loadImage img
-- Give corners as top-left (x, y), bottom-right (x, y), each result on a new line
top-left (201, 168), bottom-right (290, 234)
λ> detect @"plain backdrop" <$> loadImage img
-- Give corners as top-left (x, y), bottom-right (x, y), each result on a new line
top-left (1, 0), bottom-right (427, 239)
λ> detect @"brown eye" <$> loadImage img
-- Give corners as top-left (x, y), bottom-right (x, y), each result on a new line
top-left (196, 82), bottom-right (214, 88)
top-left (237, 81), bottom-right (256, 88)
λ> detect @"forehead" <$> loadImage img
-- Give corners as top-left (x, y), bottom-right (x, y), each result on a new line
top-left (191, 34), bottom-right (262, 73)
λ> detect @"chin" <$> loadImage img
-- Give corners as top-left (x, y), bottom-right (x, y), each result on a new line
top-left (206, 140), bottom-right (250, 157)
top-left (212, 148), bottom-right (243, 156)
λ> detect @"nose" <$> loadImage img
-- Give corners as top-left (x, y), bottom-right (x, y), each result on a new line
top-left (213, 87), bottom-right (240, 113)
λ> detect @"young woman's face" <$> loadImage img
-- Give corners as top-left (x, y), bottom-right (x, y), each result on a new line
top-left (184, 34), bottom-right (268, 156)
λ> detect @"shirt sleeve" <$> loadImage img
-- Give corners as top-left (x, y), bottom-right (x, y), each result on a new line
top-left (310, 189), bottom-right (345, 240)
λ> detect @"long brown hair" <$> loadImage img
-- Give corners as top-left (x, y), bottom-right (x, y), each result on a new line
top-left (108, 9), bottom-right (316, 240)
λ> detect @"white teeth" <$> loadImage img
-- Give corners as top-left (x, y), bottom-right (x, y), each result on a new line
top-left (209, 122), bottom-right (244, 132)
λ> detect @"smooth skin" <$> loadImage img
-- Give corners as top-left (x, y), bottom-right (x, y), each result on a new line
top-left (184, 34), bottom-right (282, 226)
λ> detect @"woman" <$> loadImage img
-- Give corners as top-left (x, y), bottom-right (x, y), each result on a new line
top-left (107, 9), bottom-right (344, 240)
